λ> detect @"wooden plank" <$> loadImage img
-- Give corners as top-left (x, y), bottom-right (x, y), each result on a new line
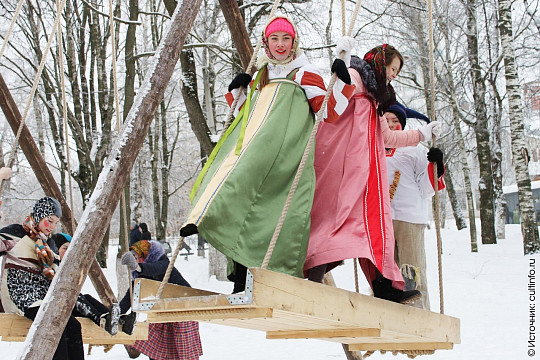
top-left (248, 268), bottom-right (460, 344)
top-left (0, 314), bottom-right (148, 344)
top-left (135, 269), bottom-right (459, 351)
top-left (348, 342), bottom-right (454, 351)
top-left (266, 328), bottom-right (381, 340)
top-left (147, 307), bottom-right (273, 323)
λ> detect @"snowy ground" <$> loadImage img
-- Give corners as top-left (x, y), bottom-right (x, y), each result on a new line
top-left (0, 221), bottom-right (536, 359)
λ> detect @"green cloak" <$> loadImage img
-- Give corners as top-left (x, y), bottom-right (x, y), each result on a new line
top-left (187, 75), bottom-right (315, 278)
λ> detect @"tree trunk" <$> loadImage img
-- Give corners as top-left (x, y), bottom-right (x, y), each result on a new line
top-left (17, 1), bottom-right (202, 358)
top-left (218, 0), bottom-right (255, 72)
top-left (440, 18), bottom-right (477, 251)
top-left (443, 167), bottom-right (467, 230)
top-left (465, 0), bottom-right (497, 244)
top-left (179, 43), bottom-right (214, 157)
top-left (497, 0), bottom-right (540, 253)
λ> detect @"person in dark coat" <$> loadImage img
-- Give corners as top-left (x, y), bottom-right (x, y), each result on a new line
top-left (129, 221), bottom-right (142, 246)
top-left (120, 240), bottom-right (202, 360)
top-left (139, 222), bottom-right (151, 241)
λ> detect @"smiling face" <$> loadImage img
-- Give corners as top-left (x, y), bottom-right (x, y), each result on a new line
top-left (384, 112), bottom-right (402, 131)
top-left (267, 31), bottom-right (294, 61)
top-left (59, 242), bottom-right (69, 260)
top-left (38, 215), bottom-right (60, 236)
top-left (386, 55), bottom-right (402, 84)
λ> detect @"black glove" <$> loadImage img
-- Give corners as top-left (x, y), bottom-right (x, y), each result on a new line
top-left (228, 73), bottom-right (252, 92)
top-left (427, 147), bottom-right (445, 177)
top-left (331, 58), bottom-right (351, 85)
top-left (180, 223), bottom-right (198, 238)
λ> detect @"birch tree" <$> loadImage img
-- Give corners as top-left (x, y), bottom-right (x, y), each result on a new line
top-left (464, 0), bottom-right (497, 244)
top-left (497, 0), bottom-right (540, 253)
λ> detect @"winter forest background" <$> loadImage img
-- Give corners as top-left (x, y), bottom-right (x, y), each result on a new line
top-left (0, 0), bottom-right (539, 270)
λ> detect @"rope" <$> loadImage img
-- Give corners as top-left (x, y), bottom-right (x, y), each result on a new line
top-left (55, 0), bottom-right (76, 234)
top-left (107, 0), bottom-right (133, 305)
top-left (427, 0), bottom-right (444, 314)
top-left (353, 258), bottom-right (359, 293)
top-left (0, 0), bottom-right (25, 62)
top-left (157, 0), bottom-right (283, 299)
top-left (262, 0), bottom-right (363, 269)
top-left (156, 237), bottom-right (185, 299)
top-left (0, 0), bottom-right (68, 198)
top-left (222, 0), bottom-right (282, 132)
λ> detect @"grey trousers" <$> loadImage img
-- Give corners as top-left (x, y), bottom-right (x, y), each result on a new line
top-left (393, 219), bottom-right (430, 310)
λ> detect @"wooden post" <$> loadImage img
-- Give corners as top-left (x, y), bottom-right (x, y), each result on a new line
top-left (218, 0), bottom-right (255, 72)
top-left (0, 73), bottom-right (116, 307)
top-left (16, 0), bottom-right (202, 358)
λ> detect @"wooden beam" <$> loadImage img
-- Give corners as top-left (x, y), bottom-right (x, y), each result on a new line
top-left (348, 342), bottom-right (454, 351)
top-left (148, 307), bottom-right (273, 323)
top-left (16, 0), bottom-right (203, 358)
top-left (218, 0), bottom-right (256, 73)
top-left (0, 314), bottom-right (148, 344)
top-left (0, 72), bottom-right (116, 307)
top-left (266, 328), bottom-right (381, 340)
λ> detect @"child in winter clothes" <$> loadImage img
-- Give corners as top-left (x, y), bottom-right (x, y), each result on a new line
top-left (52, 232), bottom-right (121, 335)
top-left (384, 102), bottom-right (445, 309)
top-left (180, 15), bottom-right (355, 293)
top-left (0, 197), bottom-right (85, 360)
top-left (305, 45), bottom-right (440, 303)
top-left (120, 240), bottom-right (203, 360)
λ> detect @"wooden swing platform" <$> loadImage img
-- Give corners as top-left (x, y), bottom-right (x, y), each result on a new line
top-left (0, 313), bottom-right (149, 345)
top-left (133, 268), bottom-right (460, 352)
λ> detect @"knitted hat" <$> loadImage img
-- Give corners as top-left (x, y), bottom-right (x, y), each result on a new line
top-left (385, 102), bottom-right (407, 130)
top-left (384, 102), bottom-right (430, 129)
top-left (258, 15), bottom-right (302, 66)
top-left (130, 220), bottom-right (137, 228)
top-left (51, 232), bottom-right (72, 249)
top-left (265, 17), bottom-right (295, 39)
top-left (130, 240), bottom-right (151, 260)
top-left (32, 197), bottom-right (62, 224)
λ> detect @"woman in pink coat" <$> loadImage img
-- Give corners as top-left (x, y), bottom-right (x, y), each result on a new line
top-left (304, 45), bottom-right (439, 303)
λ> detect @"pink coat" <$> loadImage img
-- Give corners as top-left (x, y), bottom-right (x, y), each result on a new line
top-left (305, 69), bottom-right (421, 289)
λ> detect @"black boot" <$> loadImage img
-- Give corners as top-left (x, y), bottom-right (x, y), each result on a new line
top-left (119, 312), bottom-right (137, 335)
top-left (372, 274), bottom-right (421, 304)
top-left (74, 294), bottom-right (102, 325)
top-left (227, 261), bottom-right (247, 294)
top-left (103, 303), bottom-right (121, 335)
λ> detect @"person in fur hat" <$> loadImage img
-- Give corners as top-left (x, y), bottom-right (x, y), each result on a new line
top-left (384, 104), bottom-right (446, 310)
top-left (305, 45), bottom-right (440, 303)
top-left (120, 240), bottom-right (202, 360)
top-left (0, 197), bottom-right (85, 359)
top-left (181, 15), bottom-right (356, 293)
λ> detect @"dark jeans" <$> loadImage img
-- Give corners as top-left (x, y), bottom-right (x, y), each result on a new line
top-left (24, 306), bottom-right (84, 360)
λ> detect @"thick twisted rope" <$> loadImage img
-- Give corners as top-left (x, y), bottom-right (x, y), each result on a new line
top-left (0, 0), bottom-right (67, 198)
top-left (55, 0), bottom-right (76, 233)
top-left (427, 0), bottom-right (444, 315)
top-left (106, 0), bottom-right (134, 304)
top-left (262, 0), bottom-right (363, 269)
top-left (0, 0), bottom-right (25, 62)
